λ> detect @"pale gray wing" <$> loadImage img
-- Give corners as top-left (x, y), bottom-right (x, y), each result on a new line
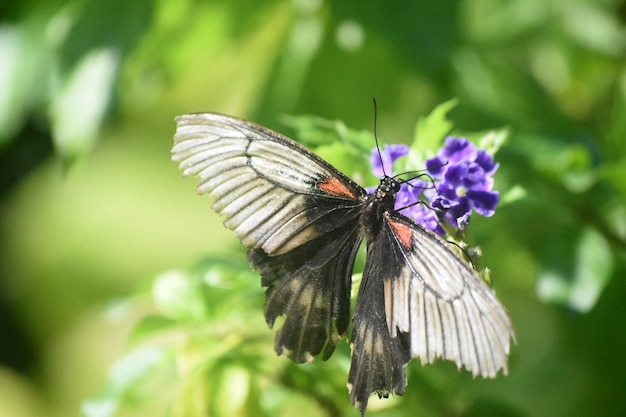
top-left (348, 210), bottom-right (515, 414)
top-left (383, 211), bottom-right (515, 378)
top-left (172, 113), bottom-right (366, 256)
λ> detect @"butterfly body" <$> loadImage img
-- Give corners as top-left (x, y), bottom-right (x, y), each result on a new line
top-left (173, 113), bottom-right (515, 415)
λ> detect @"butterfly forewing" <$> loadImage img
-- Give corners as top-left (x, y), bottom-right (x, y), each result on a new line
top-left (173, 113), bottom-right (366, 255)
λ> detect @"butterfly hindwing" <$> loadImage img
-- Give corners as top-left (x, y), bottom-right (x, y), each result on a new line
top-left (348, 222), bottom-right (411, 414)
top-left (348, 208), bottom-right (515, 413)
top-left (383, 211), bottom-right (514, 377)
top-left (173, 113), bottom-right (368, 361)
top-left (250, 214), bottom-right (363, 361)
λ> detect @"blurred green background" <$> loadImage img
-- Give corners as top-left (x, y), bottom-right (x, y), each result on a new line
top-left (1, 0), bottom-right (625, 416)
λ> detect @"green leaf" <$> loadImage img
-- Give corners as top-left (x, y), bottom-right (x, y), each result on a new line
top-left (0, 20), bottom-right (50, 144)
top-left (49, 48), bottom-right (120, 163)
top-left (129, 315), bottom-right (178, 342)
top-left (477, 127), bottom-right (509, 155)
top-left (281, 113), bottom-right (374, 155)
top-left (570, 227), bottom-right (614, 312)
top-left (151, 269), bottom-right (208, 321)
top-left (60, 0), bottom-right (153, 69)
top-left (81, 397), bottom-right (117, 417)
top-left (108, 346), bottom-right (172, 393)
top-left (528, 138), bottom-right (595, 192)
top-left (279, 114), bottom-right (342, 147)
top-left (411, 98), bottom-right (458, 155)
top-left (537, 226), bottom-right (613, 313)
top-left (81, 346), bottom-right (173, 417)
top-left (499, 185), bottom-right (527, 206)
top-left (212, 365), bottom-right (253, 417)
top-left (280, 114), bottom-right (373, 181)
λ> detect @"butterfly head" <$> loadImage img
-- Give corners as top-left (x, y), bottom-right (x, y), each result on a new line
top-left (373, 175), bottom-right (400, 205)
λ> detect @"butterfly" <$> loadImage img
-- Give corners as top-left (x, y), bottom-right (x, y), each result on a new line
top-left (172, 113), bottom-right (515, 415)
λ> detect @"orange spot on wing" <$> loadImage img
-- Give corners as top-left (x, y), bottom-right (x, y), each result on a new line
top-left (388, 219), bottom-right (413, 249)
top-left (317, 176), bottom-right (357, 199)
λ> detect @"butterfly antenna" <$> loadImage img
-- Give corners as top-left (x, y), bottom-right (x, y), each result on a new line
top-left (372, 97), bottom-right (387, 176)
top-left (394, 171), bottom-right (438, 196)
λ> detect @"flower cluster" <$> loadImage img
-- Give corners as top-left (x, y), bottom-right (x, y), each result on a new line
top-left (370, 137), bottom-right (499, 235)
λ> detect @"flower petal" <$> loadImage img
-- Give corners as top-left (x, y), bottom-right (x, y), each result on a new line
top-left (467, 189), bottom-right (500, 216)
top-left (442, 137), bottom-right (476, 163)
top-left (475, 150), bottom-right (499, 175)
top-left (426, 156), bottom-right (446, 177)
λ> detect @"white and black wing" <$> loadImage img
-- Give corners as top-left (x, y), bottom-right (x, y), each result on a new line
top-left (173, 113), bottom-right (366, 255)
top-left (174, 113), bottom-right (515, 416)
top-left (349, 210), bottom-right (515, 414)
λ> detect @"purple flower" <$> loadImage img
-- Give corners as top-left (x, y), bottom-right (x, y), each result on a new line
top-left (426, 137), bottom-right (499, 229)
top-left (368, 137), bottom-right (499, 235)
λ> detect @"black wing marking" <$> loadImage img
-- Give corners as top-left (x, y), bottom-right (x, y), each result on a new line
top-left (348, 230), bottom-right (411, 415)
top-left (172, 113), bottom-right (367, 361)
top-left (250, 212), bottom-right (363, 362)
top-left (349, 211), bottom-right (515, 414)
top-left (173, 113), bottom-right (366, 256)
